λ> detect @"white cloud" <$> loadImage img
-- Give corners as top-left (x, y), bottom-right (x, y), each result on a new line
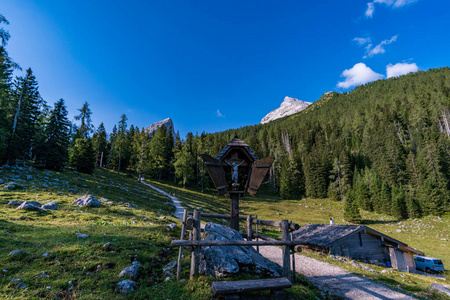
top-left (364, 35), bottom-right (397, 58)
top-left (365, 0), bottom-right (416, 17)
top-left (365, 2), bottom-right (375, 17)
top-left (386, 62), bottom-right (419, 78)
top-left (216, 109), bottom-right (224, 117)
top-left (353, 37), bottom-right (371, 46)
top-left (393, 0), bottom-right (417, 7)
top-left (337, 63), bottom-right (384, 89)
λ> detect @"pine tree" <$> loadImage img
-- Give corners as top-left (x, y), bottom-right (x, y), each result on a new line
top-left (344, 190), bottom-right (361, 223)
top-left (37, 99), bottom-right (70, 170)
top-left (69, 138), bottom-right (95, 174)
top-left (9, 68), bottom-right (45, 161)
top-left (328, 155), bottom-right (351, 201)
top-left (92, 122), bottom-right (108, 167)
top-left (391, 185), bottom-right (407, 219)
top-left (0, 45), bottom-right (15, 162)
top-left (174, 133), bottom-right (195, 188)
top-left (74, 101), bottom-right (93, 139)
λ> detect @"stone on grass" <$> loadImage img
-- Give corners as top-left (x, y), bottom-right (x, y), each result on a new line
top-left (167, 223), bottom-right (177, 230)
top-left (103, 242), bottom-right (111, 248)
top-left (73, 195), bottom-right (101, 207)
top-left (119, 265), bottom-right (140, 279)
top-left (117, 280), bottom-right (136, 294)
top-left (8, 201), bottom-right (23, 206)
top-left (37, 272), bottom-right (49, 278)
top-left (17, 201), bottom-right (42, 211)
top-left (131, 261), bottom-right (142, 266)
top-left (42, 253), bottom-right (49, 257)
top-left (16, 282), bottom-right (27, 289)
top-left (75, 233), bottom-right (89, 239)
top-left (8, 249), bottom-right (22, 256)
top-left (26, 175), bottom-right (32, 180)
top-left (430, 284), bottom-right (450, 296)
top-left (199, 222), bottom-right (283, 278)
top-left (349, 260), bottom-right (360, 268)
top-left (359, 264), bottom-right (380, 274)
top-left (163, 260), bottom-right (177, 275)
top-left (3, 182), bottom-right (18, 190)
top-left (41, 202), bottom-right (58, 210)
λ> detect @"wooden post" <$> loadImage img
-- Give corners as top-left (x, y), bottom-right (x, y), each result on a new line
top-left (246, 215), bottom-right (252, 242)
top-left (290, 221), bottom-right (296, 283)
top-left (281, 220), bottom-right (291, 279)
top-left (190, 210), bottom-right (201, 280)
top-left (255, 215), bottom-right (259, 253)
top-left (177, 209), bottom-right (188, 281)
top-left (230, 184), bottom-right (240, 231)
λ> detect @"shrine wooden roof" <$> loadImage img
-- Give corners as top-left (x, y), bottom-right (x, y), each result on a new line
top-left (216, 137), bottom-right (258, 161)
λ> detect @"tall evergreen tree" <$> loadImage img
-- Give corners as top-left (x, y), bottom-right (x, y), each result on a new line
top-left (344, 190), bottom-right (361, 223)
top-left (92, 122), bottom-right (108, 167)
top-left (36, 99), bottom-right (70, 170)
top-left (69, 138), bottom-right (95, 174)
top-left (74, 101), bottom-right (93, 138)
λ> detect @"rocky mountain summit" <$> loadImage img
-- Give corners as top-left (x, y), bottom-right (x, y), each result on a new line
top-left (144, 118), bottom-right (175, 136)
top-left (260, 96), bottom-right (312, 124)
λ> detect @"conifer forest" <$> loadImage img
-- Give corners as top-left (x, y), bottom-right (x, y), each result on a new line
top-left (1, 14), bottom-right (449, 223)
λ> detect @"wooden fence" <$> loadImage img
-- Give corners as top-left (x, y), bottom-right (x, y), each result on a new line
top-left (172, 209), bottom-right (301, 282)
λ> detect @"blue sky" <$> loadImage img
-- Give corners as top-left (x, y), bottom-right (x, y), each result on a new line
top-left (2, 0), bottom-right (449, 137)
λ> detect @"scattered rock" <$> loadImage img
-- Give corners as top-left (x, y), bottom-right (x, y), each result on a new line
top-left (41, 202), bottom-right (58, 210)
top-left (199, 222), bottom-right (283, 278)
top-left (396, 229), bottom-right (402, 233)
top-left (10, 278), bottom-right (21, 282)
top-left (103, 242), bottom-right (111, 248)
top-left (73, 195), bottom-right (101, 207)
top-left (131, 261), bottom-right (142, 266)
top-left (117, 280), bottom-right (136, 294)
top-left (163, 261), bottom-right (177, 275)
top-left (2, 270), bottom-right (8, 273)
top-left (16, 282), bottom-right (27, 289)
top-left (430, 284), bottom-right (450, 296)
top-left (42, 253), bottom-right (49, 257)
top-left (381, 269), bottom-right (390, 273)
top-left (119, 265), bottom-right (140, 279)
top-left (167, 223), bottom-right (177, 230)
top-left (8, 249), bottom-right (22, 256)
top-left (349, 260), bottom-right (360, 268)
top-left (359, 264), bottom-right (380, 274)
top-left (26, 175), bottom-right (32, 180)
top-left (8, 200), bottom-right (23, 206)
top-left (37, 272), bottom-right (49, 278)
top-left (75, 233), bottom-right (89, 239)
top-left (17, 201), bottom-right (42, 211)
top-left (3, 182), bottom-right (18, 190)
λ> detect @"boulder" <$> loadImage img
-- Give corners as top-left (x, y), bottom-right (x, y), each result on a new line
top-left (75, 233), bottom-right (89, 239)
top-left (119, 265), bottom-right (140, 279)
top-left (41, 202), bottom-right (58, 210)
top-left (117, 280), bottom-right (136, 294)
top-left (8, 250), bottom-right (22, 256)
top-left (3, 182), bottom-right (18, 190)
top-left (199, 222), bottom-right (283, 278)
top-left (17, 201), bottom-right (42, 211)
top-left (430, 284), bottom-right (450, 296)
top-left (73, 195), bottom-right (101, 207)
top-left (8, 201), bottom-right (23, 206)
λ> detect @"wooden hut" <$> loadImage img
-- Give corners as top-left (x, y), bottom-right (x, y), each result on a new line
top-left (292, 224), bottom-right (424, 272)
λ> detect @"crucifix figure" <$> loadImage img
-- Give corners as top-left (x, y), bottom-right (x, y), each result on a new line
top-left (225, 159), bottom-right (245, 183)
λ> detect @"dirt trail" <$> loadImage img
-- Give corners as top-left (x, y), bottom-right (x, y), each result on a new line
top-left (140, 180), bottom-right (185, 221)
top-left (258, 246), bottom-right (416, 299)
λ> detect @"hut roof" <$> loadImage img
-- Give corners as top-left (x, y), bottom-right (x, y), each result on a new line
top-left (292, 223), bottom-right (424, 255)
top-left (292, 224), bottom-right (362, 248)
top-left (216, 137), bottom-right (258, 161)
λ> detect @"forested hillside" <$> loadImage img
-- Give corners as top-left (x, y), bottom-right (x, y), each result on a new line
top-left (211, 68), bottom-right (450, 220)
top-left (1, 13), bottom-right (449, 222)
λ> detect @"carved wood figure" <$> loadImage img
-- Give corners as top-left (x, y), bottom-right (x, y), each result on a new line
top-left (200, 137), bottom-right (273, 230)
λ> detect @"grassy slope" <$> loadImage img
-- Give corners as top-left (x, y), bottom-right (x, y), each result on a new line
top-left (0, 167), bottom-right (327, 300)
top-left (147, 179), bottom-right (450, 299)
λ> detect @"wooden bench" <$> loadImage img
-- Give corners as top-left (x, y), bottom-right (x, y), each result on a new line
top-left (211, 277), bottom-right (292, 299)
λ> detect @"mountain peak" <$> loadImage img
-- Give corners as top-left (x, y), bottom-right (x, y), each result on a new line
top-left (261, 96), bottom-right (311, 124)
top-left (144, 118), bottom-right (175, 136)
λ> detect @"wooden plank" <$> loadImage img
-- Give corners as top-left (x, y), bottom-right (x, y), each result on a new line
top-left (281, 220), bottom-right (291, 278)
top-left (199, 154), bottom-right (228, 195)
top-left (252, 219), bottom-right (300, 231)
top-left (246, 215), bottom-right (252, 242)
top-left (212, 278), bottom-right (292, 296)
top-left (247, 156), bottom-right (274, 195)
top-left (172, 239), bottom-right (302, 247)
top-left (176, 209), bottom-right (187, 281)
top-left (190, 210), bottom-right (201, 280)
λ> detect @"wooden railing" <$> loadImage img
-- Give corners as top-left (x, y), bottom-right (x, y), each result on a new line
top-left (172, 209), bottom-right (301, 282)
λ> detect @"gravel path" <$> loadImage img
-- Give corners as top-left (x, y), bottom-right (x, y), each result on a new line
top-left (258, 246), bottom-right (416, 299)
top-left (140, 180), bottom-right (185, 221)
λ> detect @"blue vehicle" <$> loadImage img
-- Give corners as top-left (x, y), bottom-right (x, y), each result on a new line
top-left (414, 255), bottom-right (445, 273)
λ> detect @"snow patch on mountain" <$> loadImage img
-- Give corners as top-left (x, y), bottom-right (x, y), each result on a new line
top-left (260, 97), bottom-right (312, 124)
